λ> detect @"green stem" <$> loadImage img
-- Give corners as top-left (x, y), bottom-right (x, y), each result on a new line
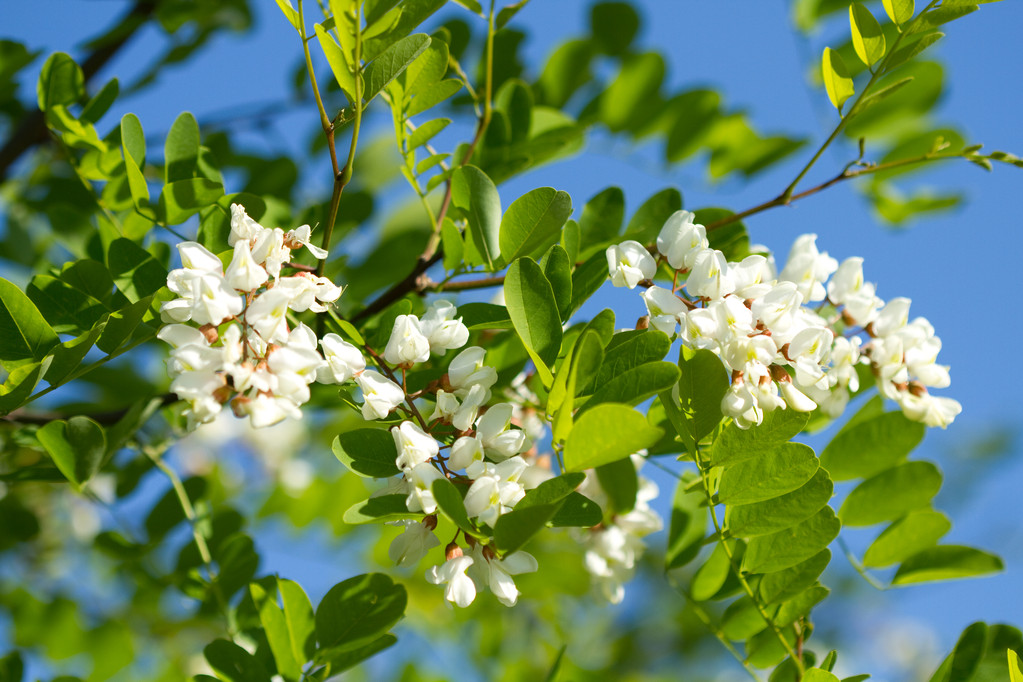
top-left (693, 446), bottom-right (805, 676)
top-left (837, 536), bottom-right (887, 591)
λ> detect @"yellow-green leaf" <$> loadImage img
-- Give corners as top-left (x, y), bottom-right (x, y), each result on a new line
top-left (883, 0), bottom-right (915, 26)
top-left (821, 47), bottom-right (855, 111)
top-left (850, 4), bottom-right (887, 67)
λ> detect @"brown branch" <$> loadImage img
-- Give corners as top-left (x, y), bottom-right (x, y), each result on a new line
top-left (2, 392), bottom-right (178, 426)
top-left (432, 274), bottom-right (506, 292)
top-left (0, 0), bottom-right (158, 182)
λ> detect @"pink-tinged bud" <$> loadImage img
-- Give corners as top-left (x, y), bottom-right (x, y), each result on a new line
top-left (230, 394), bottom-right (251, 417)
top-left (445, 542), bottom-right (464, 561)
top-left (199, 324), bottom-right (219, 344)
top-left (423, 515), bottom-right (438, 531)
top-left (635, 315), bottom-right (650, 330)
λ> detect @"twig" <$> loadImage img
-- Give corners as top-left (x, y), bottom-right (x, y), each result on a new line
top-left (2, 393), bottom-right (178, 426)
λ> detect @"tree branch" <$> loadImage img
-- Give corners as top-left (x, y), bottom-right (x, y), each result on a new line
top-left (2, 393), bottom-right (178, 426)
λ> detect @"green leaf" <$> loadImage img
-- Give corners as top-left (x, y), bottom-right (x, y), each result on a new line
top-left (862, 509), bottom-right (951, 568)
top-left (35, 417), bottom-right (106, 491)
top-left (578, 186), bottom-right (624, 256)
top-left (407, 78), bottom-right (463, 116)
top-left (563, 403), bottom-right (663, 472)
top-left (0, 362), bottom-right (49, 414)
top-left (332, 429), bottom-right (400, 478)
top-left (742, 506), bottom-right (840, 575)
top-left (363, 34), bottom-right (431, 103)
top-left (584, 361), bottom-right (680, 410)
top-left (623, 188), bottom-right (682, 245)
top-left (204, 639), bottom-right (272, 682)
top-left (494, 503), bottom-right (560, 554)
top-left (569, 250), bottom-right (611, 315)
top-left (407, 117), bottom-right (450, 149)
top-left (157, 178), bottom-right (224, 224)
top-left (164, 111), bottom-right (199, 182)
top-left (106, 238), bottom-right (168, 303)
top-left (850, 4), bottom-right (886, 68)
top-left (499, 187), bottom-right (573, 263)
top-left (451, 165), bottom-right (501, 270)
top-left (893, 545), bottom-right (1003, 585)
top-left (96, 297), bottom-right (154, 354)
top-left (320, 634), bottom-right (397, 674)
top-left (432, 478), bottom-right (476, 536)
top-left (316, 23), bottom-right (357, 102)
top-left (274, 0), bottom-right (301, 30)
top-left (80, 77), bottom-right (119, 124)
top-left (36, 52), bottom-right (83, 111)
top-left (803, 670), bottom-right (840, 682)
top-left (717, 443), bottom-right (818, 505)
top-left (884, 32), bottom-right (943, 72)
top-left (404, 38), bottom-right (449, 98)
top-left (540, 244), bottom-right (573, 321)
top-left (822, 47), bottom-right (855, 111)
top-left (120, 113), bottom-right (149, 205)
top-left (883, 0), bottom-right (915, 25)
top-left (278, 578), bottom-right (316, 662)
top-left (726, 468), bottom-right (834, 538)
top-left (595, 457), bottom-right (638, 515)
top-left (721, 597), bottom-right (768, 641)
top-left (315, 573), bottom-right (406, 655)
top-left (676, 346), bottom-right (728, 444)
top-left (838, 461), bottom-right (942, 526)
top-left (343, 494), bottom-right (423, 524)
top-left (709, 409), bottom-right (809, 467)
top-left (590, 1), bottom-right (640, 55)
top-left (690, 541), bottom-right (733, 601)
top-left (549, 492), bottom-right (603, 527)
top-left (912, 5), bottom-right (977, 32)
top-left (43, 322), bottom-right (106, 386)
top-left (250, 582), bottom-right (303, 679)
top-left (758, 549), bottom-right (831, 604)
top-left (550, 330), bottom-right (603, 442)
top-left (593, 329), bottom-right (672, 390)
top-left (665, 471), bottom-right (708, 569)
top-left (855, 76), bottom-right (915, 114)
top-left (0, 278), bottom-right (60, 369)
top-left (441, 218), bottom-right (464, 271)
top-left (1009, 649), bottom-right (1023, 682)
top-left (27, 274), bottom-right (108, 332)
top-left (600, 52), bottom-right (665, 132)
top-left (495, 0), bottom-right (531, 29)
top-left (516, 472), bottom-right (585, 508)
top-left (503, 257), bottom-right (562, 384)
top-left (774, 585), bottom-right (830, 626)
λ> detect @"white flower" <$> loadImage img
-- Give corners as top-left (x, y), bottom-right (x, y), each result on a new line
top-left (245, 287), bottom-right (292, 344)
top-left (687, 249), bottom-right (735, 300)
top-left (606, 240), bottom-right (656, 289)
top-left (779, 233), bottom-right (837, 302)
top-left (641, 286), bottom-right (686, 336)
top-left (730, 255), bottom-right (775, 300)
top-left (388, 520), bottom-right (439, 566)
top-left (404, 462), bottom-right (443, 514)
top-left (655, 210), bottom-right (707, 270)
top-left (779, 380), bottom-right (817, 412)
top-left (463, 457), bottom-right (528, 526)
top-left (355, 370), bottom-right (404, 420)
top-left (392, 421), bottom-right (439, 470)
top-left (476, 403), bottom-right (529, 460)
top-left (469, 548), bottom-right (538, 607)
top-left (420, 300), bottom-right (470, 355)
top-left (383, 314), bottom-right (431, 366)
top-left (897, 392), bottom-right (961, 428)
top-left (751, 281), bottom-right (803, 333)
top-left (284, 224), bottom-right (328, 260)
top-left (873, 297), bottom-right (912, 337)
top-left (317, 334), bottom-right (366, 384)
top-left (224, 239), bottom-right (268, 292)
top-left (250, 227), bottom-right (291, 279)
top-left (239, 393), bottom-right (302, 428)
top-left (178, 241), bottom-right (224, 273)
top-left (448, 435), bottom-right (485, 471)
top-left (426, 555), bottom-right (476, 608)
top-left (448, 346), bottom-right (497, 397)
top-left (229, 203), bottom-right (263, 246)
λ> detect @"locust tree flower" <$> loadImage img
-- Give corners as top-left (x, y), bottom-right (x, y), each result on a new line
top-left (224, 239), bottom-right (268, 292)
top-left (476, 404), bottom-right (529, 460)
top-left (229, 203), bottom-right (263, 245)
top-left (420, 300), bottom-right (470, 355)
top-left (426, 553), bottom-right (476, 608)
top-left (655, 210), bottom-right (707, 270)
top-left (284, 224), bottom-right (328, 259)
top-left (317, 334), bottom-right (366, 384)
top-left (641, 286), bottom-right (686, 336)
top-left (468, 547), bottom-right (538, 607)
top-left (355, 370), bottom-right (404, 420)
top-left (404, 462), bottom-right (443, 514)
top-left (388, 519), bottom-right (439, 566)
top-left (392, 421), bottom-right (439, 470)
top-left (606, 240), bottom-right (656, 289)
top-left (779, 233), bottom-right (837, 302)
top-left (383, 314), bottom-right (431, 366)
top-left (448, 346), bottom-right (498, 398)
top-left (687, 248), bottom-right (735, 300)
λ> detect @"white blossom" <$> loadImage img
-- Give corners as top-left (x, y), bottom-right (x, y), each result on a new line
top-left (655, 210), bottom-right (707, 270)
top-left (420, 300), bottom-right (470, 355)
top-left (317, 334), bottom-right (366, 384)
top-left (392, 421), bottom-right (439, 470)
top-left (388, 520), bottom-right (439, 566)
top-left (426, 555), bottom-right (476, 608)
top-left (383, 314), bottom-right (431, 366)
top-left (606, 240), bottom-right (656, 289)
top-left (355, 370), bottom-right (404, 420)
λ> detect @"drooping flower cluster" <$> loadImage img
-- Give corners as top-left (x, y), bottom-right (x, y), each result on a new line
top-left (577, 454), bottom-right (663, 604)
top-left (608, 211), bottom-right (960, 429)
top-left (159, 204), bottom-right (343, 428)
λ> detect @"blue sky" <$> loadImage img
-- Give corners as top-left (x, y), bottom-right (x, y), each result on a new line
top-left (4, 0), bottom-right (1023, 678)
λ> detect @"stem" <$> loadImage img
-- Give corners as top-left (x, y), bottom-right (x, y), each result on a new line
top-left (144, 447), bottom-right (236, 636)
top-left (431, 273), bottom-right (506, 292)
top-left (837, 536), bottom-right (887, 591)
top-left (3, 393), bottom-right (178, 426)
top-left (693, 446), bottom-right (805, 676)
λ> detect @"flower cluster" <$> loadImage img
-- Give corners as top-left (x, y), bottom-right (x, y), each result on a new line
top-left (577, 454), bottom-right (663, 604)
top-left (607, 211), bottom-right (960, 429)
top-left (159, 204), bottom-right (342, 428)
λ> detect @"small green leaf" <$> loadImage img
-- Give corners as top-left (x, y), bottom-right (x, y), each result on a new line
top-left (578, 186), bottom-right (624, 256)
top-left (204, 639), bottom-right (272, 682)
top-left (803, 670), bottom-right (840, 682)
top-left (407, 78), bottom-right (462, 117)
top-left (80, 77), bottom-right (119, 124)
top-left (432, 478), bottom-right (476, 536)
top-left (726, 468), bottom-right (834, 538)
top-left (35, 417), bottom-right (106, 491)
top-left (884, 31), bottom-right (943, 72)
top-left (164, 111), bottom-right (200, 182)
top-left (690, 541), bottom-right (733, 601)
top-left (107, 238), bottom-right (168, 303)
top-left (499, 187), bottom-right (573, 263)
top-left (595, 457), bottom-right (638, 515)
top-left (503, 257), bottom-right (562, 384)
top-left (1009, 649), bottom-right (1023, 682)
top-left (850, 4), bottom-right (887, 67)
top-left (363, 34), bottom-right (431, 103)
top-left (758, 549), bottom-right (831, 604)
top-left (623, 188), bottom-right (682, 245)
top-left (774, 585), bottom-right (829, 627)
top-left (36, 52), bottom-right (83, 111)
top-left (407, 117), bottom-right (450, 149)
top-left (316, 23), bottom-right (357, 102)
top-left (742, 507), bottom-right (840, 575)
top-left (563, 403), bottom-right (663, 472)
top-left (157, 178), bottom-right (224, 225)
top-left (709, 409), bottom-right (809, 467)
top-left (863, 509), bottom-right (951, 568)
top-left (665, 471), bottom-right (707, 569)
top-left (883, 0), bottom-right (915, 26)
top-left (332, 429), bottom-right (400, 478)
top-left (540, 244), bottom-right (573, 321)
top-left (494, 503), bottom-right (560, 554)
top-left (822, 47), bottom-right (855, 111)
top-left (516, 472), bottom-right (585, 509)
top-left (838, 461), bottom-right (942, 526)
top-left (315, 573), bottom-right (406, 656)
top-left (451, 165), bottom-right (501, 271)
top-left (0, 278), bottom-right (60, 370)
top-left (718, 443), bottom-right (819, 505)
top-left (120, 113), bottom-right (149, 206)
top-left (274, 0), bottom-right (301, 30)
top-left (584, 361), bottom-right (680, 410)
top-left (250, 582), bottom-right (303, 679)
top-left (343, 495), bottom-right (423, 524)
top-left (496, 0), bottom-right (531, 29)
top-left (278, 578), bottom-right (316, 662)
top-left (892, 545), bottom-right (1003, 585)
top-left (676, 346), bottom-right (728, 444)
